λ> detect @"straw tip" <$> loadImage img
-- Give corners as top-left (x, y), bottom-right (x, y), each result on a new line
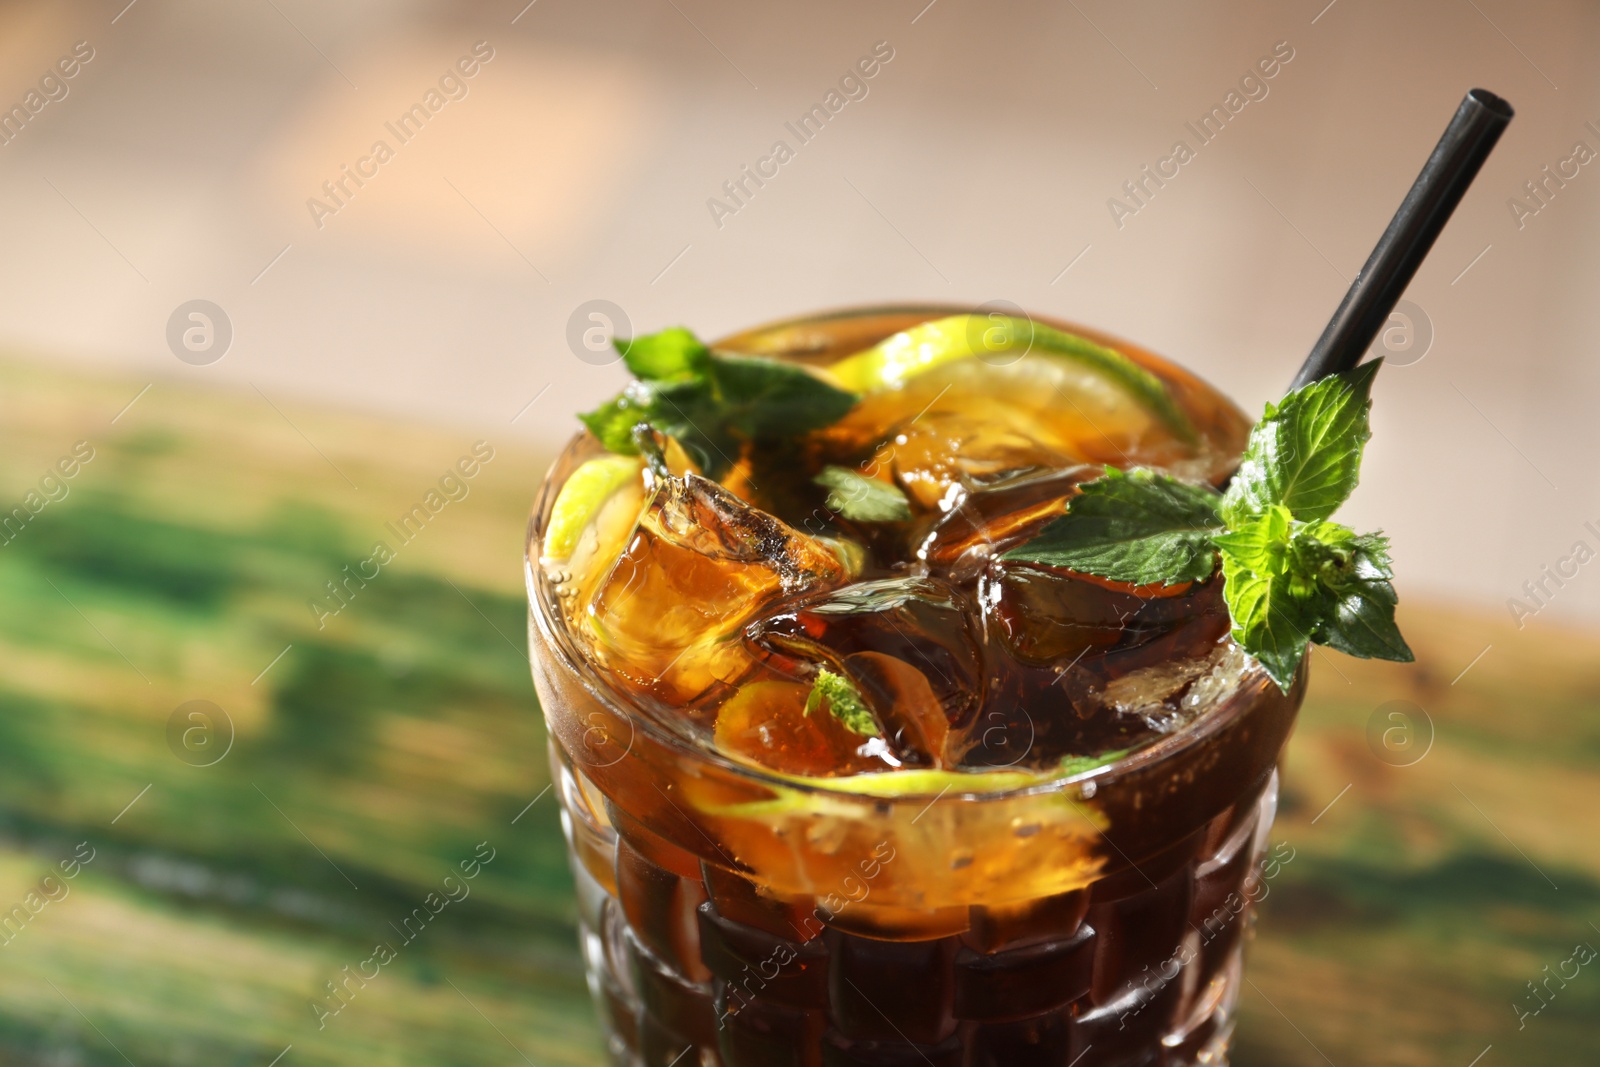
top-left (1467, 88), bottom-right (1514, 120)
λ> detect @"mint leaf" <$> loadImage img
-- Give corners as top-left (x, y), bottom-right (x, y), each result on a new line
top-left (1001, 467), bottom-right (1224, 585)
top-left (1219, 517), bottom-right (1411, 689)
top-left (806, 668), bottom-right (879, 737)
top-left (1223, 360), bottom-right (1379, 526)
top-left (579, 376), bottom-right (744, 478)
top-left (1283, 519), bottom-right (1358, 597)
top-left (579, 329), bottom-right (859, 480)
top-left (815, 466), bottom-right (912, 522)
top-left (995, 361), bottom-right (1409, 692)
top-left (710, 353), bottom-right (858, 443)
top-left (1309, 533), bottom-right (1414, 663)
top-left (618, 326), bottom-right (711, 381)
top-left (1212, 504), bottom-right (1292, 576)
top-left (578, 381), bottom-right (656, 455)
top-left (641, 376), bottom-right (743, 476)
top-left (1220, 553), bottom-right (1318, 690)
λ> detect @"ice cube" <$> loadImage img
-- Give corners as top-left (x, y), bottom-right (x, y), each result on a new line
top-left (1089, 640), bottom-right (1235, 734)
top-left (842, 650), bottom-right (951, 768)
top-left (981, 559), bottom-right (1227, 671)
top-left (582, 472), bottom-right (848, 706)
top-left (914, 465), bottom-right (1098, 583)
top-left (816, 352), bottom-right (1219, 510)
top-left (870, 409), bottom-right (1084, 511)
top-left (712, 677), bottom-right (899, 777)
top-left (962, 560), bottom-right (1233, 767)
top-left (747, 575), bottom-right (984, 732)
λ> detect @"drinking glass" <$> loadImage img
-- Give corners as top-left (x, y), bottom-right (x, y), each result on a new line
top-left (527, 306), bottom-right (1305, 1067)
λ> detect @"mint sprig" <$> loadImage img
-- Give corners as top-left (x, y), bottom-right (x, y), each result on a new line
top-left (579, 328), bottom-right (859, 479)
top-left (1000, 468), bottom-right (1224, 585)
top-left (1305, 531), bottom-right (1411, 662)
top-left (1004, 362), bottom-right (1412, 691)
top-left (615, 326), bottom-right (709, 381)
top-left (806, 668), bottom-right (880, 737)
top-left (815, 466), bottom-right (913, 522)
top-left (1222, 360), bottom-right (1378, 525)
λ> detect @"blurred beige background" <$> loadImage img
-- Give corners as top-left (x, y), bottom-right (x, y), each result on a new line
top-left (1, 0), bottom-right (1597, 627)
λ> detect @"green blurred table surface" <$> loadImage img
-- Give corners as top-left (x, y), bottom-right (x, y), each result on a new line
top-left (0, 358), bottom-right (1595, 1066)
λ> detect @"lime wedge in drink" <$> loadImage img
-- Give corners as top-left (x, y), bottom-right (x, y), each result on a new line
top-left (828, 314), bottom-right (1195, 444)
top-left (706, 764), bottom-right (1117, 831)
top-left (544, 454), bottom-right (646, 562)
top-left (707, 743), bottom-right (1132, 810)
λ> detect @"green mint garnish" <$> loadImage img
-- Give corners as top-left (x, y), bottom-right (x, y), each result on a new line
top-left (1299, 530), bottom-right (1411, 663)
top-left (1210, 503), bottom-right (1293, 576)
top-left (579, 327), bottom-right (859, 479)
top-left (814, 466), bottom-right (912, 522)
top-left (615, 326), bottom-right (710, 381)
top-left (1222, 360), bottom-right (1379, 525)
top-left (805, 668), bottom-right (880, 737)
top-left (1000, 467), bottom-right (1224, 585)
top-left (1003, 362), bottom-right (1412, 692)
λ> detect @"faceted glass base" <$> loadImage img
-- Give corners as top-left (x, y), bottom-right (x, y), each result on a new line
top-left (555, 741), bottom-right (1278, 1067)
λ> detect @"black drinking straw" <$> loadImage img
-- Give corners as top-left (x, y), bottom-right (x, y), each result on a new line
top-left (1289, 89), bottom-right (1514, 391)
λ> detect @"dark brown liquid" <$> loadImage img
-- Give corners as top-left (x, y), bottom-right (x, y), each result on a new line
top-left (559, 741), bottom-right (1277, 1067)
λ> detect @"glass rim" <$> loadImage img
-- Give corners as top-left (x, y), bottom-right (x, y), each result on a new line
top-left (526, 303), bottom-right (1281, 804)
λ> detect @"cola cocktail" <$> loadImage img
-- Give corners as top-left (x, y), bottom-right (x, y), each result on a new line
top-left (527, 306), bottom-right (1304, 1066)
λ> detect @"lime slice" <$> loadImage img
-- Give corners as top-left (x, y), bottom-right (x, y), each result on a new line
top-left (706, 765), bottom-right (1113, 830)
top-left (545, 455), bottom-right (645, 560)
top-left (828, 315), bottom-right (1195, 443)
